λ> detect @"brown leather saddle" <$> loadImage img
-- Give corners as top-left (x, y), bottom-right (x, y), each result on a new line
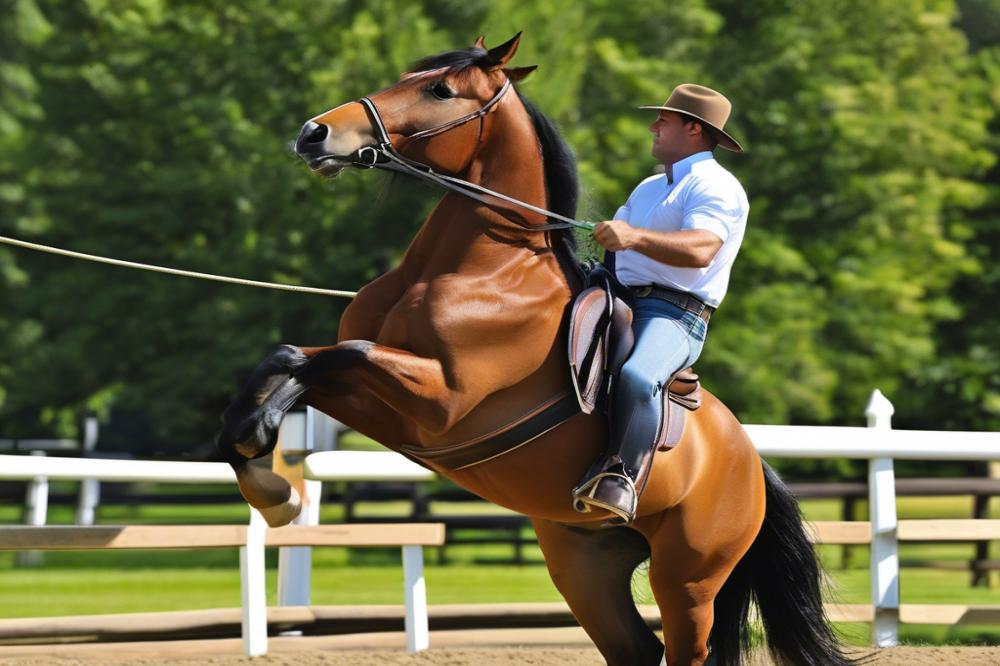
top-left (568, 265), bottom-right (702, 451)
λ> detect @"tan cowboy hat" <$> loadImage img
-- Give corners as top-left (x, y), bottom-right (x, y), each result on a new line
top-left (640, 83), bottom-right (743, 153)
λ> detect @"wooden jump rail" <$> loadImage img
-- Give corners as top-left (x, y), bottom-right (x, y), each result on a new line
top-left (0, 523), bottom-right (446, 549)
top-left (806, 519), bottom-right (1000, 626)
top-left (808, 519), bottom-right (1000, 544)
top-left (0, 522), bottom-right (445, 656)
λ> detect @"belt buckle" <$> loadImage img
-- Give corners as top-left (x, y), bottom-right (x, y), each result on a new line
top-left (634, 285), bottom-right (652, 298)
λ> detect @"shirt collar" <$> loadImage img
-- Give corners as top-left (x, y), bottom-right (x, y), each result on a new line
top-left (666, 151), bottom-right (713, 185)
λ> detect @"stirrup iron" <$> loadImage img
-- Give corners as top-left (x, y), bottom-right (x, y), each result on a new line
top-left (571, 471), bottom-right (637, 525)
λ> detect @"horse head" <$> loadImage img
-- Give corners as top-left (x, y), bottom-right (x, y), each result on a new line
top-left (293, 33), bottom-right (536, 180)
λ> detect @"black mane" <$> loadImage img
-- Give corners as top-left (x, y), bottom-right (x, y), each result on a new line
top-left (411, 47), bottom-right (493, 73)
top-left (411, 47), bottom-right (585, 291)
top-left (520, 96), bottom-right (585, 291)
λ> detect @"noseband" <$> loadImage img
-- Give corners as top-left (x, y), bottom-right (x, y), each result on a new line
top-left (353, 79), bottom-right (592, 233)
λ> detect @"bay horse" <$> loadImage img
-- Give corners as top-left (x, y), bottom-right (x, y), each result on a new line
top-left (218, 35), bottom-right (855, 666)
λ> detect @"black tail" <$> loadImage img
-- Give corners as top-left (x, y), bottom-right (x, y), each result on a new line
top-left (710, 462), bottom-right (861, 665)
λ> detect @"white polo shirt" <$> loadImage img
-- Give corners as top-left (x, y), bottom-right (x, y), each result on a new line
top-left (613, 151), bottom-right (749, 308)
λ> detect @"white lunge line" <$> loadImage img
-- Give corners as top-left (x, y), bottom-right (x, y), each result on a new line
top-left (0, 234), bottom-right (357, 298)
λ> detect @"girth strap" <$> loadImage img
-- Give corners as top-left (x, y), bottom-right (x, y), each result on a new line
top-left (395, 390), bottom-right (581, 471)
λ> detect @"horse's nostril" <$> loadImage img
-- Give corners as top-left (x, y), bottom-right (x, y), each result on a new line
top-left (306, 124), bottom-right (328, 143)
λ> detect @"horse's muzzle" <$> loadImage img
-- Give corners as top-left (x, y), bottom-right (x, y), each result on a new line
top-left (294, 120), bottom-right (329, 160)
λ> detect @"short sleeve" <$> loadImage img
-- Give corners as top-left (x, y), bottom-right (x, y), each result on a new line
top-left (681, 178), bottom-right (746, 243)
top-left (613, 201), bottom-right (631, 223)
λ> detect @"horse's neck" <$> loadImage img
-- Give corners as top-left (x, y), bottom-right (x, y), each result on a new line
top-left (467, 96), bottom-right (548, 224)
top-left (409, 98), bottom-right (552, 273)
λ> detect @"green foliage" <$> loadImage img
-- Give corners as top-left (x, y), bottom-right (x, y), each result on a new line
top-left (0, 1), bottom-right (996, 471)
top-left (915, 0), bottom-right (1000, 431)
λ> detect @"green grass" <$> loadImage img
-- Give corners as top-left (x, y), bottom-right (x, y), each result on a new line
top-left (0, 494), bottom-right (997, 646)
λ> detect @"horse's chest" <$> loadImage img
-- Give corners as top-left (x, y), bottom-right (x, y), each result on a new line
top-left (377, 281), bottom-right (456, 347)
top-left (379, 275), bottom-right (518, 347)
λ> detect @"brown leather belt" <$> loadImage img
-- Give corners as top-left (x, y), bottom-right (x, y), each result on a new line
top-left (632, 285), bottom-right (714, 323)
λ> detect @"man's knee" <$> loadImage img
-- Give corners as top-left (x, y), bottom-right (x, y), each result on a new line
top-left (617, 361), bottom-right (665, 403)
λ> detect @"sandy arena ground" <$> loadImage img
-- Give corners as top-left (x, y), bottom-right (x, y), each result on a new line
top-left (0, 630), bottom-right (998, 665)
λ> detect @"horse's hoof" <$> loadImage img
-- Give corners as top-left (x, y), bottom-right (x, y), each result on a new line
top-left (234, 463), bottom-right (302, 526)
top-left (257, 486), bottom-right (302, 527)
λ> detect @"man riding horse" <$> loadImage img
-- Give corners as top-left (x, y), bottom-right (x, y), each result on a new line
top-left (219, 37), bottom-right (853, 664)
top-left (572, 84), bottom-right (749, 525)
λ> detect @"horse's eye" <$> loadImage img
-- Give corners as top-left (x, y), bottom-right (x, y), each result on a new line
top-left (430, 82), bottom-right (454, 100)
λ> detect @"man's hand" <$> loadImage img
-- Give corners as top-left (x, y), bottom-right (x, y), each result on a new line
top-left (593, 220), bottom-right (638, 252)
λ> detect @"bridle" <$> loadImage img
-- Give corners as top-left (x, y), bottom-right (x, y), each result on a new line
top-left (352, 78), bottom-right (594, 232)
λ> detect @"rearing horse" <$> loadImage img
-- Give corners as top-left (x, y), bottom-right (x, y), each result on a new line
top-left (218, 35), bottom-right (854, 666)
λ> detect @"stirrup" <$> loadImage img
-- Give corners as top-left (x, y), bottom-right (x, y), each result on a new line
top-left (571, 471), bottom-right (637, 525)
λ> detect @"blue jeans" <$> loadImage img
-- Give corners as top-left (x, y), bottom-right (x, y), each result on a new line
top-left (611, 298), bottom-right (708, 457)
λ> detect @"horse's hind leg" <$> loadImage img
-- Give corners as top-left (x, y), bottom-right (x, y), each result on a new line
top-left (533, 519), bottom-right (663, 666)
top-left (647, 551), bottom-right (719, 665)
top-left (641, 505), bottom-right (759, 665)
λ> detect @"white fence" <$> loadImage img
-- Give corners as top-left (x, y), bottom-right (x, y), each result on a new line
top-left (747, 390), bottom-right (1000, 646)
top-left (0, 445), bottom-right (436, 656)
top-left (1, 389), bottom-right (999, 650)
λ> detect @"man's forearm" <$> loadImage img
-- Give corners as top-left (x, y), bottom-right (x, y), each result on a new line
top-left (629, 228), bottom-right (722, 268)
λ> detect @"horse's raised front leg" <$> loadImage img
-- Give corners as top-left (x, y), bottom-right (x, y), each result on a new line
top-left (296, 341), bottom-right (473, 434)
top-left (218, 345), bottom-right (310, 461)
top-left (219, 339), bottom-right (483, 526)
top-left (533, 519), bottom-right (663, 666)
top-left (215, 345), bottom-right (312, 526)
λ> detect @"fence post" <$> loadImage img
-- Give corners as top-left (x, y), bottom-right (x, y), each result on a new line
top-left (240, 508), bottom-right (268, 656)
top-left (275, 409), bottom-right (322, 607)
top-left (17, 451), bottom-right (49, 567)
top-left (866, 389), bottom-right (898, 647)
top-left (402, 544), bottom-right (430, 653)
top-left (75, 416), bottom-right (100, 526)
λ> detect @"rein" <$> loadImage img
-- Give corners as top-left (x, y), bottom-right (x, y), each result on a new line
top-left (354, 81), bottom-right (595, 233)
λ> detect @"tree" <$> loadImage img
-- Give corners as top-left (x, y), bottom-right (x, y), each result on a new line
top-left (1, 1), bottom-right (995, 466)
top-left (912, 0), bottom-right (1000, 431)
top-left (698, 0), bottom-right (993, 430)
top-left (0, 0), bottom-right (445, 448)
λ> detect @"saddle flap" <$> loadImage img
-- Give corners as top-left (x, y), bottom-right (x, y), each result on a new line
top-left (568, 286), bottom-right (611, 414)
top-left (655, 369), bottom-right (703, 451)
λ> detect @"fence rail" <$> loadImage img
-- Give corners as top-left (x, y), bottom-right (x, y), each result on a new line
top-left (0, 448), bottom-right (439, 657)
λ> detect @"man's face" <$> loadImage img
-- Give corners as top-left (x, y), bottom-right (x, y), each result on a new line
top-left (649, 111), bottom-right (693, 165)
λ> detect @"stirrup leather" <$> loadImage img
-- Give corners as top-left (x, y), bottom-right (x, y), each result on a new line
top-left (571, 470), bottom-right (637, 525)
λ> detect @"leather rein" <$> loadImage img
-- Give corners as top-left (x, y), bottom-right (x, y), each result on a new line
top-left (352, 79), bottom-right (594, 233)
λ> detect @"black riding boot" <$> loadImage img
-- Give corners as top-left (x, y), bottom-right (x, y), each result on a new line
top-left (572, 378), bottom-right (667, 525)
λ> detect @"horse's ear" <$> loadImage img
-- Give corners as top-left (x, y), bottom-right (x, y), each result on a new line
top-left (485, 32), bottom-right (521, 69)
top-left (473, 35), bottom-right (486, 49)
top-left (503, 65), bottom-right (537, 83)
